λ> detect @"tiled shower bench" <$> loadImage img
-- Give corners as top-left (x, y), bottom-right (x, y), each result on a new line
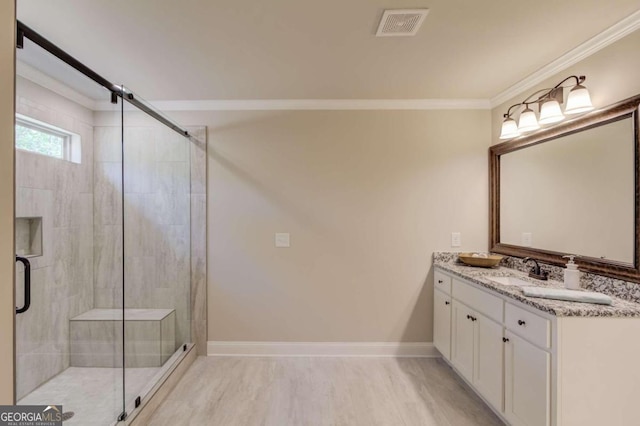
top-left (70, 308), bottom-right (176, 368)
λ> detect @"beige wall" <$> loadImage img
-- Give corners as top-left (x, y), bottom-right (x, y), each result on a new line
top-left (492, 28), bottom-right (640, 142)
top-left (0, 0), bottom-right (15, 404)
top-left (170, 109), bottom-right (490, 343)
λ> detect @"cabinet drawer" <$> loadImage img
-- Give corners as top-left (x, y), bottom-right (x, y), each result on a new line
top-left (505, 303), bottom-right (550, 349)
top-left (452, 279), bottom-right (503, 323)
top-left (434, 270), bottom-right (452, 294)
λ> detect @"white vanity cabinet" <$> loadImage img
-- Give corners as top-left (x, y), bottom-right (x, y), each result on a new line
top-left (433, 288), bottom-right (452, 360)
top-left (450, 280), bottom-right (504, 411)
top-left (504, 330), bottom-right (550, 426)
top-left (473, 309), bottom-right (504, 411)
top-left (503, 302), bottom-right (551, 426)
top-left (433, 266), bottom-right (640, 426)
top-left (451, 300), bottom-right (504, 409)
top-left (433, 270), bottom-right (452, 360)
top-left (450, 299), bottom-right (475, 380)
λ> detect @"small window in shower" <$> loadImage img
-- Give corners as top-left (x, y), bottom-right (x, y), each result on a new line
top-left (15, 114), bottom-right (81, 163)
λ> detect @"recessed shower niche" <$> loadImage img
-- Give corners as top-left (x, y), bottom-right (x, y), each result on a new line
top-left (15, 216), bottom-right (42, 258)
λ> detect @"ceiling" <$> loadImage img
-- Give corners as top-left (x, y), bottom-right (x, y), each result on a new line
top-left (16, 0), bottom-right (640, 101)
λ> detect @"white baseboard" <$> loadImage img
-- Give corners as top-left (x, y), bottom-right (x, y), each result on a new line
top-left (207, 341), bottom-right (438, 358)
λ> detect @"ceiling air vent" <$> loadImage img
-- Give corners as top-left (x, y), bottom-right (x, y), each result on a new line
top-left (376, 9), bottom-right (429, 37)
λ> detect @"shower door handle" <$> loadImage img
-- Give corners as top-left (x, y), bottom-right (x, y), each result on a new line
top-left (16, 256), bottom-right (31, 314)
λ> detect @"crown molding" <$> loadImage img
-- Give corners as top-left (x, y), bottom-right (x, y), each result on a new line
top-left (95, 98), bottom-right (491, 111)
top-left (490, 9), bottom-right (640, 108)
top-left (16, 60), bottom-right (98, 111)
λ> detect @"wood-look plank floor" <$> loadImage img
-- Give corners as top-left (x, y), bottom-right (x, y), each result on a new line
top-left (147, 357), bottom-right (503, 426)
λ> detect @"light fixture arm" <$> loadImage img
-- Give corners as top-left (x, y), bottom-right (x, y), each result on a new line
top-left (504, 90), bottom-right (547, 118)
top-left (502, 75), bottom-right (586, 119)
top-left (552, 75), bottom-right (585, 90)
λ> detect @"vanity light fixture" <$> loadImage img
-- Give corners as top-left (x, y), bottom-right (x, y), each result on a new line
top-left (538, 99), bottom-right (564, 124)
top-left (499, 75), bottom-right (594, 140)
top-left (500, 117), bottom-right (519, 139)
top-left (517, 106), bottom-right (540, 132)
top-left (565, 83), bottom-right (594, 114)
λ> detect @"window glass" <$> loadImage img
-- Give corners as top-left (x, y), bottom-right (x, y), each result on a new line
top-left (15, 122), bottom-right (66, 159)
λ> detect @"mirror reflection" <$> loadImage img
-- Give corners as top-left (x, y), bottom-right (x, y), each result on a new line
top-left (500, 116), bottom-right (635, 263)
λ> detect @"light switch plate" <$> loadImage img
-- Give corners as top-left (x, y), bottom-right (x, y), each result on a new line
top-left (521, 232), bottom-right (533, 247)
top-left (451, 232), bottom-right (461, 247)
top-left (275, 233), bottom-right (290, 248)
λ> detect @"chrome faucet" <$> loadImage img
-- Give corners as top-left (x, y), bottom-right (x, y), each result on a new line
top-left (523, 257), bottom-right (548, 281)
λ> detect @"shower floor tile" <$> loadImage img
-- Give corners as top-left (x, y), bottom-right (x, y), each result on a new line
top-left (18, 366), bottom-right (160, 425)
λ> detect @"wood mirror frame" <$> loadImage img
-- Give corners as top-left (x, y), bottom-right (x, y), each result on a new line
top-left (490, 94), bottom-right (640, 282)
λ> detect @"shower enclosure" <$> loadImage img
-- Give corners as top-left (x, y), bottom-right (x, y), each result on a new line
top-left (14, 22), bottom-right (194, 425)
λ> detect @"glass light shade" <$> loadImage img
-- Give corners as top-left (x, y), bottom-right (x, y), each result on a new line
top-left (499, 117), bottom-right (519, 139)
top-left (538, 99), bottom-right (564, 124)
top-left (517, 107), bottom-right (539, 132)
top-left (565, 84), bottom-right (593, 114)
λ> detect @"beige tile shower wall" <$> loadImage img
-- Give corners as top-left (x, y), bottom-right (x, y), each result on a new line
top-left (93, 126), bottom-right (123, 306)
top-left (93, 121), bottom-right (206, 353)
top-left (170, 109), bottom-right (491, 343)
top-left (14, 77), bottom-right (95, 400)
top-left (0, 0), bottom-right (15, 405)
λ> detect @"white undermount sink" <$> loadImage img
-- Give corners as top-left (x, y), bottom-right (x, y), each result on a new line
top-left (489, 276), bottom-right (531, 287)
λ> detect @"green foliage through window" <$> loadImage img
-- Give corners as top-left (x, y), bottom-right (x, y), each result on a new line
top-left (15, 123), bottom-right (65, 159)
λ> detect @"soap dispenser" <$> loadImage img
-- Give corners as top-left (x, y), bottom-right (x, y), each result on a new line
top-left (562, 255), bottom-right (580, 290)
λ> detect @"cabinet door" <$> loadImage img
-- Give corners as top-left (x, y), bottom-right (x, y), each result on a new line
top-left (433, 289), bottom-right (452, 360)
top-left (504, 331), bottom-right (550, 426)
top-left (451, 300), bottom-right (474, 383)
top-left (473, 312), bottom-right (504, 412)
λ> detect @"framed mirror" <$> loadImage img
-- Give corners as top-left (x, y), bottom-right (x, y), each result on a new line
top-left (490, 94), bottom-right (640, 282)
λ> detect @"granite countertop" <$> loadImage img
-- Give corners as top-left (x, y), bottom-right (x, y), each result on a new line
top-left (434, 259), bottom-right (640, 317)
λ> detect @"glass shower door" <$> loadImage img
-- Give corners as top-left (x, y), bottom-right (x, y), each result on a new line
top-left (15, 37), bottom-right (125, 424)
top-left (121, 91), bottom-right (192, 414)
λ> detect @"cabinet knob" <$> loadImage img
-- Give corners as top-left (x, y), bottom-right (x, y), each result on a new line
top-left (518, 320), bottom-right (526, 326)
top-left (438, 280), bottom-right (443, 284)
top-left (466, 314), bottom-right (471, 320)
top-left (471, 316), bottom-right (477, 322)
top-left (502, 337), bottom-right (509, 343)
top-left (445, 301), bottom-right (450, 305)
